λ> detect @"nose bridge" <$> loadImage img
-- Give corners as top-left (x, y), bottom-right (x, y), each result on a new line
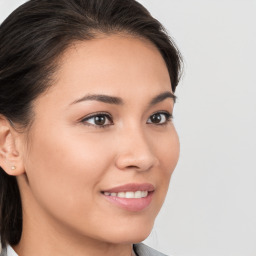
top-left (115, 124), bottom-right (159, 171)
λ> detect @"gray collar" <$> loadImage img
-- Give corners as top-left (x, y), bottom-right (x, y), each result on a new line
top-left (133, 243), bottom-right (168, 256)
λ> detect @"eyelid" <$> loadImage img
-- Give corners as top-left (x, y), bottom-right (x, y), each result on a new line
top-left (80, 111), bottom-right (112, 121)
top-left (150, 110), bottom-right (173, 117)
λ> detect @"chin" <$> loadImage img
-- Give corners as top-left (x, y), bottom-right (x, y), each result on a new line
top-left (103, 220), bottom-right (155, 245)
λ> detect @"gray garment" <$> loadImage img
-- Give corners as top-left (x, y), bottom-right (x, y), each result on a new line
top-left (0, 243), bottom-right (168, 256)
top-left (134, 243), bottom-right (168, 256)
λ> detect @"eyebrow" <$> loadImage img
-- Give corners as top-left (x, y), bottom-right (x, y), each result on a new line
top-left (71, 94), bottom-right (123, 105)
top-left (70, 91), bottom-right (176, 106)
top-left (150, 91), bottom-right (177, 105)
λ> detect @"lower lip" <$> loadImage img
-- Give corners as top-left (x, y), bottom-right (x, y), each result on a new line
top-left (102, 192), bottom-right (154, 212)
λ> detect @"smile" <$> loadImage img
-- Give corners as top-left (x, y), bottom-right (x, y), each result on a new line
top-left (103, 191), bottom-right (148, 199)
top-left (102, 183), bottom-right (154, 211)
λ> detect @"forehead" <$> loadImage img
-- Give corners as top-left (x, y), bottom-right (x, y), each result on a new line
top-left (36, 34), bottom-right (172, 110)
top-left (57, 34), bottom-right (170, 86)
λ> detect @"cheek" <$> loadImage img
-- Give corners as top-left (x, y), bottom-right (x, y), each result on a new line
top-left (153, 127), bottom-right (180, 203)
top-left (157, 126), bottom-right (180, 175)
top-left (23, 125), bottom-right (113, 219)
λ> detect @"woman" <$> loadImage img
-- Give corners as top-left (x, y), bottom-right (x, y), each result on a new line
top-left (0, 0), bottom-right (182, 255)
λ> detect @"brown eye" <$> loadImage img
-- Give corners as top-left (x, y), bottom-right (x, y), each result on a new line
top-left (94, 115), bottom-right (107, 125)
top-left (81, 113), bottom-right (113, 128)
top-left (147, 112), bottom-right (172, 125)
top-left (150, 113), bottom-right (162, 124)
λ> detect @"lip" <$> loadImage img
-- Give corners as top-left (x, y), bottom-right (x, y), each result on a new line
top-left (101, 183), bottom-right (155, 212)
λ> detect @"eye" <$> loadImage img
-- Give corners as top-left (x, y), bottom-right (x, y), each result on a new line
top-left (147, 111), bottom-right (173, 125)
top-left (81, 112), bottom-right (113, 128)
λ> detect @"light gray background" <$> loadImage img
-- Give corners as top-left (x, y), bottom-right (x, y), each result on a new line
top-left (1, 1), bottom-right (256, 255)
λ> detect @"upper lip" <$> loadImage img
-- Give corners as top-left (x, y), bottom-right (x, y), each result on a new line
top-left (102, 183), bottom-right (155, 193)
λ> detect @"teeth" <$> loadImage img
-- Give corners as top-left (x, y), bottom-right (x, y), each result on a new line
top-left (126, 192), bottom-right (134, 198)
top-left (117, 192), bottom-right (125, 198)
top-left (135, 191), bottom-right (142, 198)
top-left (104, 191), bottom-right (148, 199)
top-left (141, 191), bottom-right (148, 197)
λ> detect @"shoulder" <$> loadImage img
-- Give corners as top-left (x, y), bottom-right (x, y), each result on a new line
top-left (133, 243), bottom-right (168, 256)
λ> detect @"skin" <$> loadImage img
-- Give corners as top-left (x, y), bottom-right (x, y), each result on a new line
top-left (0, 34), bottom-right (179, 256)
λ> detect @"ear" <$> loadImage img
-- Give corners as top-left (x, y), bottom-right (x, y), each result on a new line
top-left (0, 116), bottom-right (25, 176)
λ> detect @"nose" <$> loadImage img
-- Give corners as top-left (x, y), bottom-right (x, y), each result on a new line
top-left (114, 127), bottom-right (159, 172)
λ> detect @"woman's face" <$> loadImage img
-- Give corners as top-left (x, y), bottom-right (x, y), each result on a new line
top-left (19, 34), bottom-right (179, 244)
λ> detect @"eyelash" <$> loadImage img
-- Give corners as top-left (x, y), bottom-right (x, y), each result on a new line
top-left (80, 111), bottom-right (173, 129)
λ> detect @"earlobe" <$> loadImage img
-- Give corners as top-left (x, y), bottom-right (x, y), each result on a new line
top-left (0, 116), bottom-right (25, 176)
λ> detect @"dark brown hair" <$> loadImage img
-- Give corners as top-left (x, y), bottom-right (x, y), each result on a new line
top-left (0, 0), bottom-right (182, 247)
